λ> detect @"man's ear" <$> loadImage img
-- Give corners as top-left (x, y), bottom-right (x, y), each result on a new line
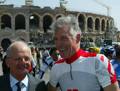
top-left (76, 33), bottom-right (81, 43)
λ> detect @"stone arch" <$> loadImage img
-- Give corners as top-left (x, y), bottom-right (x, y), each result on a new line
top-left (78, 14), bottom-right (85, 32)
top-left (1, 14), bottom-right (11, 30)
top-left (15, 14), bottom-right (25, 30)
top-left (95, 18), bottom-right (100, 31)
top-left (106, 20), bottom-right (109, 31)
top-left (29, 13), bottom-right (40, 29)
top-left (87, 17), bottom-right (93, 32)
top-left (101, 19), bottom-right (105, 31)
top-left (43, 14), bottom-right (53, 33)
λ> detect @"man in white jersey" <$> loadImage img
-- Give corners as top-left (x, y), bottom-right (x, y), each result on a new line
top-left (47, 15), bottom-right (120, 91)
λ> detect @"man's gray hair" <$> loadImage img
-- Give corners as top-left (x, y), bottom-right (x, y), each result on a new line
top-left (51, 15), bottom-right (81, 37)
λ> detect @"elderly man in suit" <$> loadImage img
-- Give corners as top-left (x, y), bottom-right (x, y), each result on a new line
top-left (0, 41), bottom-right (47, 91)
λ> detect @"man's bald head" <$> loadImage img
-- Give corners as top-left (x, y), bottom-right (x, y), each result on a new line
top-left (6, 41), bottom-right (32, 59)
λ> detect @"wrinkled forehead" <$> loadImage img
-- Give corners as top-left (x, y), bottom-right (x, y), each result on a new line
top-left (55, 24), bottom-right (70, 32)
top-left (54, 25), bottom-right (70, 35)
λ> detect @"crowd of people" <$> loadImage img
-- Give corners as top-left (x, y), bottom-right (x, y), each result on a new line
top-left (0, 15), bottom-right (120, 91)
top-left (88, 44), bottom-right (120, 88)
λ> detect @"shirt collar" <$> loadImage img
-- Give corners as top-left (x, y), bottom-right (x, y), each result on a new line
top-left (10, 74), bottom-right (28, 88)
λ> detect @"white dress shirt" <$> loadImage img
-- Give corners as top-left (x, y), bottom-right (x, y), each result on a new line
top-left (10, 74), bottom-right (29, 91)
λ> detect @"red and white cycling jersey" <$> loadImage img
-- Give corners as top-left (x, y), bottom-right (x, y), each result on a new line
top-left (49, 49), bottom-right (117, 91)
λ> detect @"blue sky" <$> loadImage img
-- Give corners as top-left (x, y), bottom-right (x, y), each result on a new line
top-left (4, 0), bottom-right (120, 30)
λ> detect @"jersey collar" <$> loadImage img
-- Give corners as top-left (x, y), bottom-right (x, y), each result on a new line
top-left (65, 49), bottom-right (96, 64)
top-left (65, 49), bottom-right (82, 64)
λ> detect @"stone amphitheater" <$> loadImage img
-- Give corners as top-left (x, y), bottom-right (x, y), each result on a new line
top-left (0, 1), bottom-right (119, 48)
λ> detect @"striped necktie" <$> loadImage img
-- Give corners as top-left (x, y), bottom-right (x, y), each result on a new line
top-left (16, 82), bottom-right (21, 91)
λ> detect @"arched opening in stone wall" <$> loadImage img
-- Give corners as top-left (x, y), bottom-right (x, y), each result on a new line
top-left (78, 14), bottom-right (85, 32)
top-left (95, 18), bottom-right (100, 31)
top-left (87, 17), bottom-right (93, 32)
top-left (43, 15), bottom-right (53, 33)
top-left (101, 19), bottom-right (105, 31)
top-left (29, 14), bottom-right (39, 30)
top-left (15, 14), bottom-right (25, 30)
top-left (106, 20), bottom-right (109, 31)
top-left (1, 14), bottom-right (11, 30)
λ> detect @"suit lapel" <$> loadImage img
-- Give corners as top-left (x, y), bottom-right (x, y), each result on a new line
top-left (4, 74), bottom-right (12, 91)
top-left (28, 74), bottom-right (36, 91)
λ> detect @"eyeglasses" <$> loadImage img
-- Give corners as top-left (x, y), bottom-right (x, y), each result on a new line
top-left (8, 56), bottom-right (31, 62)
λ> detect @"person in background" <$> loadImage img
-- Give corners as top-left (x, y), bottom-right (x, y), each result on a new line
top-left (35, 47), bottom-right (41, 70)
top-left (100, 45), bottom-right (115, 60)
top-left (1, 38), bottom-right (12, 75)
top-left (39, 47), bottom-right (60, 79)
top-left (0, 47), bottom-right (3, 61)
top-left (47, 15), bottom-right (120, 91)
top-left (88, 47), bottom-right (100, 54)
top-left (2, 55), bottom-right (10, 74)
top-left (0, 41), bottom-right (47, 91)
top-left (111, 45), bottom-right (120, 87)
top-left (30, 47), bottom-right (37, 77)
top-left (49, 48), bottom-right (61, 63)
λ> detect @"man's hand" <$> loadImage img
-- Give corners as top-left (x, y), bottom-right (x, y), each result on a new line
top-left (104, 82), bottom-right (120, 91)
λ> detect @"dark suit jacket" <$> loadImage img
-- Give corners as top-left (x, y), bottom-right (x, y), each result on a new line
top-left (0, 74), bottom-right (47, 91)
